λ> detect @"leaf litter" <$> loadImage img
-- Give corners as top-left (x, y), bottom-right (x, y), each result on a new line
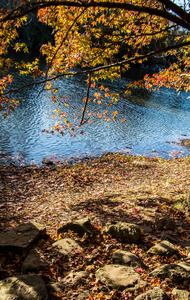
top-left (0, 153), bottom-right (190, 299)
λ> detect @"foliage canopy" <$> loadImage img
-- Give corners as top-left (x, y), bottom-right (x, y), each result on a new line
top-left (0, 0), bottom-right (190, 133)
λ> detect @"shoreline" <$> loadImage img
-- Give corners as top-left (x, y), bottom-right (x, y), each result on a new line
top-left (1, 152), bottom-right (190, 236)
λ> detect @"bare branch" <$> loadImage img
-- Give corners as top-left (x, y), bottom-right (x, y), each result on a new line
top-left (80, 72), bottom-right (92, 126)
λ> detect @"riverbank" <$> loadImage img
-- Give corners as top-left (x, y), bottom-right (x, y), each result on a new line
top-left (1, 153), bottom-right (190, 236)
top-left (1, 153), bottom-right (190, 299)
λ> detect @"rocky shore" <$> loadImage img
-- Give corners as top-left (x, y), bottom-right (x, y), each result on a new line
top-left (1, 153), bottom-right (190, 299)
top-left (1, 217), bottom-right (190, 299)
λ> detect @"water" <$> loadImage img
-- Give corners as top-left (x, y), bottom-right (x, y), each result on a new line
top-left (0, 67), bottom-right (190, 165)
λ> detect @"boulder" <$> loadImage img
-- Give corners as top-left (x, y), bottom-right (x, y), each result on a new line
top-left (52, 238), bottom-right (83, 256)
top-left (95, 264), bottom-right (146, 291)
top-left (21, 247), bottom-right (48, 273)
top-left (0, 274), bottom-right (48, 300)
top-left (171, 288), bottom-right (190, 300)
top-left (103, 222), bottom-right (142, 243)
top-left (147, 240), bottom-right (178, 256)
top-left (57, 217), bottom-right (93, 237)
top-left (149, 263), bottom-right (190, 283)
top-left (134, 288), bottom-right (169, 300)
top-left (112, 249), bottom-right (143, 268)
top-left (0, 222), bottom-right (46, 251)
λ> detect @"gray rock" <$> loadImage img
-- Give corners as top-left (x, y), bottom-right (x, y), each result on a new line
top-left (103, 222), bottom-right (142, 243)
top-left (42, 157), bottom-right (53, 165)
top-left (149, 263), bottom-right (190, 283)
top-left (147, 240), bottom-right (178, 256)
top-left (112, 249), bottom-right (143, 268)
top-left (21, 247), bottom-right (48, 273)
top-left (52, 238), bottom-right (83, 256)
top-left (57, 217), bottom-right (93, 237)
top-left (0, 222), bottom-right (46, 251)
top-left (95, 264), bottom-right (146, 291)
top-left (171, 288), bottom-right (190, 299)
top-left (0, 274), bottom-right (48, 300)
top-left (134, 288), bottom-right (169, 299)
top-left (140, 225), bottom-right (153, 233)
top-left (161, 233), bottom-right (178, 243)
top-left (63, 271), bottom-right (89, 285)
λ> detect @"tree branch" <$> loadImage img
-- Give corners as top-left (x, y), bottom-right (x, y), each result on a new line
top-left (1, 0), bottom-right (190, 31)
top-left (80, 72), bottom-right (92, 126)
top-left (4, 39), bottom-right (190, 97)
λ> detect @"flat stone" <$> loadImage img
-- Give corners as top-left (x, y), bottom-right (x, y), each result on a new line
top-left (180, 241), bottom-right (190, 252)
top-left (0, 222), bottom-right (46, 251)
top-left (63, 271), bottom-right (89, 285)
top-left (147, 240), bottom-right (178, 256)
top-left (134, 288), bottom-right (169, 299)
top-left (57, 217), bottom-right (93, 237)
top-left (74, 290), bottom-right (91, 300)
top-left (95, 264), bottom-right (146, 291)
top-left (149, 264), bottom-right (190, 283)
top-left (112, 249), bottom-right (143, 268)
top-left (52, 238), bottom-right (83, 256)
top-left (172, 288), bottom-right (190, 299)
top-left (0, 274), bottom-right (48, 300)
top-left (103, 222), bottom-right (142, 243)
top-left (21, 247), bottom-right (48, 273)
top-left (161, 233), bottom-right (178, 243)
top-left (178, 262), bottom-right (190, 271)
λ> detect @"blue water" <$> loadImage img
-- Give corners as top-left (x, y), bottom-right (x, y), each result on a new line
top-left (0, 68), bottom-right (190, 165)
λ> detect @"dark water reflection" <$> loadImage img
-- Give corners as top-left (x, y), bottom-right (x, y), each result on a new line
top-left (0, 67), bottom-right (190, 165)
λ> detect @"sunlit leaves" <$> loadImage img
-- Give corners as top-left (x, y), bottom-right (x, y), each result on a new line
top-left (0, 0), bottom-right (190, 132)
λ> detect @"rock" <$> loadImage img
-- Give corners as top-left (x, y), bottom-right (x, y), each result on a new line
top-left (74, 290), bottom-right (91, 300)
top-left (48, 282), bottom-right (64, 294)
top-left (42, 157), bottom-right (53, 165)
top-left (180, 241), bottom-right (190, 252)
top-left (103, 222), bottom-right (142, 243)
top-left (95, 264), bottom-right (146, 291)
top-left (0, 274), bottom-right (48, 300)
top-left (63, 270), bottom-right (89, 285)
top-left (112, 249), bottom-right (143, 268)
top-left (140, 225), bottom-right (153, 233)
top-left (57, 217), bottom-right (93, 237)
top-left (21, 247), bottom-right (48, 273)
top-left (149, 263), bottom-right (190, 282)
top-left (178, 261), bottom-right (190, 271)
top-left (181, 139), bottom-right (190, 150)
top-left (147, 240), bottom-right (178, 256)
top-left (134, 288), bottom-right (169, 299)
top-left (132, 161), bottom-right (150, 169)
top-left (52, 238), bottom-right (83, 256)
top-left (0, 222), bottom-right (46, 251)
top-left (171, 288), bottom-right (190, 299)
top-left (155, 215), bottom-right (175, 230)
top-left (161, 233), bottom-right (178, 243)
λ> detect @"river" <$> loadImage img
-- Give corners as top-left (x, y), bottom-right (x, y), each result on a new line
top-left (0, 67), bottom-right (190, 165)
